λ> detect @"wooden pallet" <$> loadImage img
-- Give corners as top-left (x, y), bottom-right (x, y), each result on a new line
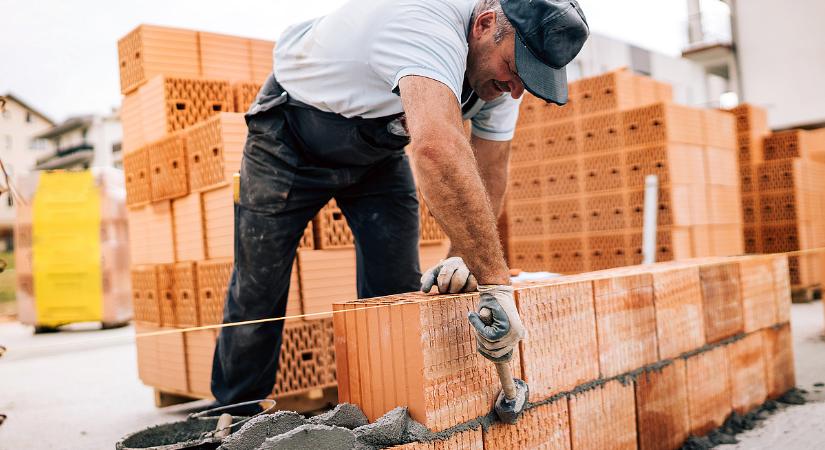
top-left (152, 385), bottom-right (338, 413)
top-left (791, 284), bottom-right (822, 303)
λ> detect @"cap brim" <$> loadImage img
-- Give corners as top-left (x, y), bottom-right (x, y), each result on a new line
top-left (514, 34), bottom-right (568, 105)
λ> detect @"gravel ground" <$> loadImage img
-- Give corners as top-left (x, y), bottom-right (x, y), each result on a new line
top-left (0, 302), bottom-right (823, 449)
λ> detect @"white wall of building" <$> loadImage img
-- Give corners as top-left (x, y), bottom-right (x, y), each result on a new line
top-left (732, 0), bottom-right (825, 128)
top-left (90, 113), bottom-right (122, 168)
top-left (0, 98), bottom-right (53, 230)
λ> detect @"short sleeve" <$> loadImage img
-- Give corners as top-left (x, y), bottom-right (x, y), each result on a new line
top-left (369, 6), bottom-right (468, 105)
top-left (470, 94), bottom-right (522, 141)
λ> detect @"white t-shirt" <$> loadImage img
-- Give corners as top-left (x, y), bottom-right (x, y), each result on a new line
top-left (273, 0), bottom-right (521, 141)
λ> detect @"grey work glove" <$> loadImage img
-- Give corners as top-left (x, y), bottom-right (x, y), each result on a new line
top-left (420, 256), bottom-right (478, 294)
top-left (467, 285), bottom-right (526, 363)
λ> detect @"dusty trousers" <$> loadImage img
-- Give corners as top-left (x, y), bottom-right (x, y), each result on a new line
top-left (210, 74), bottom-right (422, 407)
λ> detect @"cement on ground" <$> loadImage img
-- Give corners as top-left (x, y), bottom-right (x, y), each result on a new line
top-left (0, 302), bottom-right (823, 449)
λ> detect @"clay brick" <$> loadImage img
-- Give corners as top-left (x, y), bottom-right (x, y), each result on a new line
top-left (737, 256), bottom-right (777, 332)
top-left (741, 194), bottom-right (758, 225)
top-left (685, 345), bottom-right (732, 436)
top-left (568, 380), bottom-right (637, 450)
top-left (704, 147), bottom-right (739, 186)
top-left (575, 68), bottom-right (640, 115)
top-left (625, 144), bottom-right (705, 188)
top-left (298, 249), bottom-right (357, 320)
top-left (147, 133), bottom-right (189, 201)
top-left (134, 323), bottom-right (189, 392)
top-left (588, 234), bottom-right (629, 271)
top-left (771, 255), bottom-right (792, 324)
top-left (131, 265), bottom-right (161, 325)
top-left (509, 238), bottom-right (549, 272)
top-left (622, 102), bottom-right (704, 147)
top-left (483, 400), bottom-right (571, 450)
top-left (121, 93), bottom-right (144, 153)
top-left (709, 224), bottom-right (745, 257)
top-left (592, 269), bottom-right (658, 377)
top-left (123, 147), bottom-right (151, 207)
top-left (510, 164), bottom-right (544, 201)
top-left (542, 120), bottom-right (579, 158)
top-left (172, 193), bottom-right (206, 262)
top-left (727, 104), bottom-right (769, 136)
top-left (199, 32), bottom-right (254, 82)
top-left (743, 225), bottom-right (761, 254)
top-left (516, 280), bottom-right (599, 400)
top-left (763, 129), bottom-right (825, 162)
top-left (585, 193), bottom-right (626, 232)
top-left (702, 109), bottom-right (737, 150)
top-left (508, 200), bottom-right (546, 237)
top-left (314, 199), bottom-right (355, 249)
top-left (184, 328), bottom-right (217, 397)
top-left (699, 261), bottom-right (744, 343)
top-left (762, 324), bottom-right (795, 399)
top-left (202, 185), bottom-right (234, 259)
top-left (759, 191), bottom-right (798, 224)
top-left (546, 198), bottom-right (584, 235)
top-left (628, 187), bottom-right (673, 228)
top-left (117, 25), bottom-right (200, 94)
top-left (647, 264), bottom-right (705, 359)
top-left (197, 258), bottom-right (233, 326)
top-left (333, 292), bottom-right (521, 432)
top-left (728, 331), bottom-right (768, 414)
top-left (186, 113), bottom-right (246, 192)
top-left (510, 126), bottom-right (542, 165)
top-left (543, 159), bottom-right (581, 197)
top-left (583, 154), bottom-right (624, 192)
top-left (635, 360), bottom-right (690, 450)
top-left (127, 203), bottom-right (176, 265)
top-left (136, 75), bottom-right (234, 147)
top-left (739, 163), bottom-right (756, 193)
top-left (627, 229), bottom-right (684, 264)
top-left (156, 263), bottom-right (176, 328)
top-left (272, 319), bottom-right (337, 396)
top-left (173, 262), bottom-right (200, 328)
top-left (387, 428), bottom-right (483, 450)
top-left (708, 185), bottom-right (742, 225)
top-left (580, 112), bottom-right (623, 153)
top-left (299, 221), bottom-right (315, 249)
top-left (249, 39), bottom-right (275, 84)
top-left (233, 81), bottom-right (262, 113)
top-left (756, 159), bottom-right (798, 193)
top-left (546, 237), bottom-right (586, 274)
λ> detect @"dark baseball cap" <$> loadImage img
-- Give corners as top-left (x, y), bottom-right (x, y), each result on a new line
top-left (501, 0), bottom-right (589, 105)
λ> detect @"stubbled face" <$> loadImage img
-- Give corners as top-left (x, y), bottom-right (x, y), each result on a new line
top-left (467, 12), bottom-right (525, 102)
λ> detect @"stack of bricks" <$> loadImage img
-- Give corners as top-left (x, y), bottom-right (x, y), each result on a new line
top-left (336, 254), bottom-right (795, 449)
top-left (728, 104), bottom-right (825, 293)
top-left (120, 24), bottom-right (336, 402)
top-left (505, 68), bottom-right (743, 273)
top-left (120, 24), bottom-right (452, 405)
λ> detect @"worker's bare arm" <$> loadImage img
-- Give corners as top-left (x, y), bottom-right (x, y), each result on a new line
top-left (399, 75), bottom-right (509, 286)
top-left (471, 135), bottom-right (511, 218)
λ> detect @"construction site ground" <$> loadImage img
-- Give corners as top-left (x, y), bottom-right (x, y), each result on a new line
top-left (0, 302), bottom-right (823, 450)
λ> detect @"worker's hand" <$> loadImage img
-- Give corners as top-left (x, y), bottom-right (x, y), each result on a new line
top-left (420, 257), bottom-right (478, 294)
top-left (467, 285), bottom-right (526, 363)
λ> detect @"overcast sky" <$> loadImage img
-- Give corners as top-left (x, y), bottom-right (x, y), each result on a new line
top-left (1, 0), bottom-right (691, 122)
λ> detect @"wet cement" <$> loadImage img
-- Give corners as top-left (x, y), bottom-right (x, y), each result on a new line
top-left (258, 424), bottom-right (356, 450)
top-left (118, 416), bottom-right (243, 449)
top-left (219, 411), bottom-right (306, 450)
top-left (308, 403), bottom-right (369, 430)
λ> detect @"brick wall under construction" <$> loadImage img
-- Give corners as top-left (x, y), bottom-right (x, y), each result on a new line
top-left (335, 254), bottom-right (795, 448)
top-left (503, 68), bottom-right (743, 274)
top-left (119, 24), bottom-right (450, 403)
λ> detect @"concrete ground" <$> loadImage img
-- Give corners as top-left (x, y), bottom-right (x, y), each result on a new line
top-left (0, 302), bottom-right (823, 449)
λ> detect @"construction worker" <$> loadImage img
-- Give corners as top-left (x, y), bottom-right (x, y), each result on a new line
top-left (211, 0), bottom-right (589, 414)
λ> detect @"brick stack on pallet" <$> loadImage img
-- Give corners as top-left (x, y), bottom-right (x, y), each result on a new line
top-left (119, 24), bottom-right (451, 407)
top-left (335, 254), bottom-right (795, 449)
top-left (728, 104), bottom-right (825, 300)
top-left (505, 68), bottom-right (743, 273)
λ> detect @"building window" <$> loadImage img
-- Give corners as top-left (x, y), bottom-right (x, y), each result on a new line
top-left (25, 112), bottom-right (32, 123)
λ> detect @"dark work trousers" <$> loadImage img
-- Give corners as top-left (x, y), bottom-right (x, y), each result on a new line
top-left (210, 75), bottom-right (422, 406)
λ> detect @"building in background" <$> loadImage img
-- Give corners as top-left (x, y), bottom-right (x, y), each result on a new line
top-left (33, 109), bottom-right (123, 170)
top-left (683, 0), bottom-right (825, 129)
top-left (0, 93), bottom-right (54, 250)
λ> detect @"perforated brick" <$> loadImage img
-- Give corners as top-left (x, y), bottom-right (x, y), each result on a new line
top-left (546, 198), bottom-right (584, 234)
top-left (117, 25), bottom-right (200, 94)
top-left (759, 191), bottom-right (798, 224)
top-left (592, 268), bottom-right (658, 377)
top-left (516, 280), bottom-right (599, 400)
top-left (509, 238), bottom-right (548, 272)
top-left (699, 260), bottom-right (744, 343)
top-left (124, 147), bottom-right (151, 207)
top-left (622, 102), bottom-right (704, 147)
top-left (635, 360), bottom-right (690, 450)
top-left (184, 328), bottom-right (217, 397)
top-left (704, 147), bottom-right (739, 186)
top-left (756, 159), bottom-right (798, 192)
top-left (686, 345), bottom-right (732, 436)
top-left (202, 185), bottom-right (234, 259)
top-left (762, 324), bottom-right (795, 399)
top-left (583, 154), bottom-right (624, 192)
top-left (546, 237), bottom-right (586, 274)
top-left (728, 331), bottom-right (768, 414)
top-left (131, 265), bottom-right (161, 325)
top-left (272, 319), bottom-right (337, 396)
top-left (628, 229), bottom-right (682, 265)
top-left (743, 225), bottom-right (761, 254)
top-left (186, 113), bottom-right (246, 192)
top-left (172, 193), bottom-right (206, 262)
top-left (156, 263), bottom-right (176, 328)
top-left (568, 380), bottom-right (637, 450)
top-left (575, 68), bottom-right (640, 115)
top-left (702, 109), bottom-right (737, 150)
top-left (727, 104), bottom-right (769, 136)
top-left (510, 164), bottom-right (544, 201)
top-left (332, 292), bottom-right (522, 432)
top-left (737, 256), bottom-right (777, 332)
top-left (541, 120), bottom-right (579, 158)
top-left (763, 129), bottom-right (825, 161)
top-left (543, 159), bottom-right (580, 197)
top-left (173, 261), bottom-right (200, 328)
top-left (233, 81), bottom-right (262, 113)
top-left (508, 200), bottom-right (546, 237)
top-left (314, 199), bottom-right (355, 249)
top-left (585, 193), bottom-right (626, 232)
top-left (588, 233), bottom-right (628, 271)
top-left (199, 32), bottom-right (254, 82)
top-left (628, 187), bottom-right (673, 228)
top-left (510, 126), bottom-right (542, 165)
top-left (483, 399), bottom-right (571, 450)
top-left (625, 144), bottom-right (706, 188)
top-left (298, 249), bottom-right (357, 320)
top-left (580, 112), bottom-right (623, 152)
top-left (771, 255), bottom-right (792, 323)
top-left (647, 264), bottom-right (705, 359)
top-left (197, 258), bottom-right (233, 326)
top-left (419, 196), bottom-right (448, 244)
top-left (147, 133), bottom-right (189, 201)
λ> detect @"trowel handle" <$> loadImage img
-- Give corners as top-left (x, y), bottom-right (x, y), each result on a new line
top-left (479, 308), bottom-right (518, 401)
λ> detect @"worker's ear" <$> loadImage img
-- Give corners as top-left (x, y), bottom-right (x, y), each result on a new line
top-left (472, 10), bottom-right (497, 40)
